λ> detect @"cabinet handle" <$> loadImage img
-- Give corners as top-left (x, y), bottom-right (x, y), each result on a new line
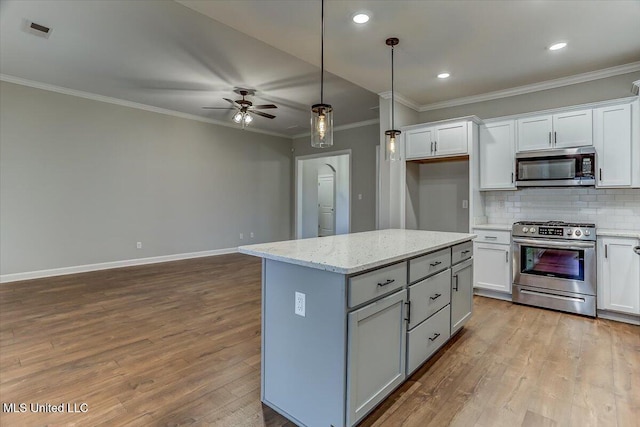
top-left (554, 131), bottom-right (557, 144)
top-left (634, 246), bottom-right (640, 255)
top-left (453, 275), bottom-right (459, 291)
top-left (429, 333), bottom-right (441, 342)
top-left (377, 279), bottom-right (395, 287)
top-left (430, 293), bottom-right (442, 300)
top-left (461, 250), bottom-right (471, 254)
top-left (605, 244), bottom-right (608, 258)
top-left (506, 250), bottom-right (509, 263)
top-left (405, 301), bottom-right (411, 323)
top-left (549, 132), bottom-right (552, 146)
top-left (435, 141), bottom-right (438, 152)
top-left (511, 172), bottom-right (514, 183)
top-left (430, 261), bottom-right (442, 267)
top-left (599, 168), bottom-right (602, 181)
top-left (484, 236), bottom-right (497, 240)
top-left (431, 141), bottom-right (434, 152)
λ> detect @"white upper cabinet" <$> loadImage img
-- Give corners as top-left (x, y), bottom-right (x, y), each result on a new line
top-left (598, 236), bottom-right (640, 315)
top-left (479, 120), bottom-right (516, 190)
top-left (405, 121), bottom-right (468, 159)
top-left (405, 128), bottom-right (435, 159)
top-left (517, 115), bottom-right (553, 152)
top-left (594, 103), bottom-right (632, 187)
top-left (517, 109), bottom-right (593, 152)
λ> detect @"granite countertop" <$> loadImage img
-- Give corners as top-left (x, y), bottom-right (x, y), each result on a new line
top-left (596, 229), bottom-right (640, 239)
top-left (472, 224), bottom-right (512, 231)
top-left (238, 229), bottom-right (476, 275)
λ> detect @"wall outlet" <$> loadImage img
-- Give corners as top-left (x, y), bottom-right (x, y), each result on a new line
top-left (136, 242), bottom-right (142, 249)
top-left (462, 199), bottom-right (468, 209)
top-left (358, 193), bottom-right (363, 200)
top-left (239, 233), bottom-right (244, 240)
top-left (295, 292), bottom-right (306, 317)
top-left (250, 232), bottom-right (254, 238)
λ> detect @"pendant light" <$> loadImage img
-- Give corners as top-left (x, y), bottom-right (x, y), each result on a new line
top-left (311, 0), bottom-right (333, 148)
top-left (385, 37), bottom-right (401, 161)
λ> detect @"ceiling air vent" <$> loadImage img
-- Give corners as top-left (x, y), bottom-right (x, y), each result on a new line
top-left (23, 20), bottom-right (52, 39)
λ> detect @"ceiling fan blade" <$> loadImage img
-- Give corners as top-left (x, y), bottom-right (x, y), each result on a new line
top-left (223, 98), bottom-right (236, 105)
top-left (202, 107), bottom-right (235, 110)
top-left (251, 104), bottom-right (278, 109)
top-left (252, 110), bottom-right (276, 119)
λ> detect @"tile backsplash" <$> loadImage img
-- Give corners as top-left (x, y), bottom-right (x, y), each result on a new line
top-left (484, 188), bottom-right (640, 230)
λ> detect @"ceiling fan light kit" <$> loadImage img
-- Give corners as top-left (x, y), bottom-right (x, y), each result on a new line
top-left (202, 87), bottom-right (276, 129)
top-left (385, 37), bottom-right (401, 161)
top-left (311, 0), bottom-right (334, 148)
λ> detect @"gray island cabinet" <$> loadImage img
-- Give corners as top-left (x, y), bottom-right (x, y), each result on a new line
top-left (239, 229), bottom-right (475, 427)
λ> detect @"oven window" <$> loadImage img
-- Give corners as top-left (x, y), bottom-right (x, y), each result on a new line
top-left (520, 246), bottom-right (584, 281)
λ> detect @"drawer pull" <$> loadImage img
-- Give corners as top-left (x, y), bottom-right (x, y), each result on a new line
top-left (430, 293), bottom-right (442, 300)
top-left (461, 250), bottom-right (471, 255)
top-left (634, 246), bottom-right (640, 255)
top-left (484, 236), bottom-right (497, 240)
top-left (428, 333), bottom-right (441, 342)
top-left (429, 261), bottom-right (442, 267)
top-left (377, 279), bottom-right (395, 287)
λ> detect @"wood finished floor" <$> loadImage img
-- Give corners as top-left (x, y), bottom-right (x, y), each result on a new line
top-left (0, 253), bottom-right (638, 427)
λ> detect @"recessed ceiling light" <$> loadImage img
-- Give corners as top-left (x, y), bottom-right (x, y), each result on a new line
top-left (352, 13), bottom-right (369, 24)
top-left (437, 73), bottom-right (450, 79)
top-left (549, 42), bottom-right (567, 51)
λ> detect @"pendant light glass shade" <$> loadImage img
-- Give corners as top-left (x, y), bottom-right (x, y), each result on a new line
top-left (385, 129), bottom-right (401, 161)
top-left (311, 103), bottom-right (333, 148)
top-left (311, 0), bottom-right (333, 148)
top-left (385, 37), bottom-right (401, 161)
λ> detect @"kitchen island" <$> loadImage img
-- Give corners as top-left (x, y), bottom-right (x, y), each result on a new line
top-left (239, 229), bottom-right (476, 427)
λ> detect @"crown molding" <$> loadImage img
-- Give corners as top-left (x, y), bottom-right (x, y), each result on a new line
top-left (378, 91), bottom-right (421, 111)
top-left (0, 74), bottom-right (291, 139)
top-left (632, 79), bottom-right (640, 95)
top-left (291, 118), bottom-right (379, 139)
top-left (419, 61), bottom-right (640, 112)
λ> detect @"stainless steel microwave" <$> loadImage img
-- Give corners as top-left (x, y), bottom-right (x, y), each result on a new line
top-left (515, 147), bottom-right (596, 187)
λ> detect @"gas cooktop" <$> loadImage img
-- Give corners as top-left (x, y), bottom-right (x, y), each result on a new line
top-left (512, 221), bottom-right (596, 241)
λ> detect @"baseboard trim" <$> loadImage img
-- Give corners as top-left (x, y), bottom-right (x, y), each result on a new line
top-left (0, 248), bottom-right (238, 284)
top-left (473, 288), bottom-right (513, 302)
top-left (597, 309), bottom-right (640, 326)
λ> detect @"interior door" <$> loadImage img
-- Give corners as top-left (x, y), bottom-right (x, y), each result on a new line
top-left (318, 173), bottom-right (335, 236)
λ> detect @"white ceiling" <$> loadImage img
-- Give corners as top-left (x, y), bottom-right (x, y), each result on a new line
top-left (1, 0), bottom-right (639, 137)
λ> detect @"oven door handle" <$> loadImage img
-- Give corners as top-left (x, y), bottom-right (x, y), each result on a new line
top-left (512, 237), bottom-right (595, 250)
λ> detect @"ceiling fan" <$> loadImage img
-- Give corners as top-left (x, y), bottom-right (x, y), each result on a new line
top-left (203, 88), bottom-right (277, 127)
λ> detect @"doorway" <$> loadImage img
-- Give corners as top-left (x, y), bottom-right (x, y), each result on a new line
top-left (295, 151), bottom-right (351, 239)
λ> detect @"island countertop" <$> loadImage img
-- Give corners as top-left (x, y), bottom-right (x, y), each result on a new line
top-left (238, 229), bottom-right (476, 275)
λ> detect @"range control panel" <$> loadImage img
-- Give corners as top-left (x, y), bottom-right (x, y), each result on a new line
top-left (512, 221), bottom-right (596, 241)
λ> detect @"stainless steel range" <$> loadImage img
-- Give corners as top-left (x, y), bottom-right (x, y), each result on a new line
top-left (512, 221), bottom-right (596, 317)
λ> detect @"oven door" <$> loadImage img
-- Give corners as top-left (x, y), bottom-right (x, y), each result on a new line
top-left (512, 237), bottom-right (596, 295)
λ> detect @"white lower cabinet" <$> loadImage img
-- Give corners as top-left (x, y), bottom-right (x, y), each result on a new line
top-left (473, 229), bottom-right (512, 295)
top-left (598, 237), bottom-right (640, 315)
top-left (347, 289), bottom-right (407, 425)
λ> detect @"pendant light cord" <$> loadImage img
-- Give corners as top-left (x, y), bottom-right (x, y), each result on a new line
top-left (391, 43), bottom-right (395, 130)
top-left (320, 0), bottom-right (325, 105)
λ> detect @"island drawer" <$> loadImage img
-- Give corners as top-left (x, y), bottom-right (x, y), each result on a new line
top-left (406, 305), bottom-right (451, 375)
top-left (409, 248), bottom-right (451, 283)
top-left (473, 229), bottom-right (510, 245)
top-left (407, 269), bottom-right (451, 329)
top-left (451, 241), bottom-right (473, 265)
top-left (348, 261), bottom-right (407, 308)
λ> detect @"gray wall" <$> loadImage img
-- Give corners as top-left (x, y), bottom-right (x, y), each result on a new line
top-left (292, 123), bottom-right (379, 234)
top-left (419, 71), bottom-right (640, 122)
top-left (0, 81), bottom-right (292, 275)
